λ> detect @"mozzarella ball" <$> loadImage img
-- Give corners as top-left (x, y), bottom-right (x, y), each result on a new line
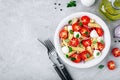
top-left (93, 50), bottom-right (101, 58)
top-left (90, 30), bottom-right (99, 38)
top-left (62, 46), bottom-right (69, 54)
top-left (97, 37), bottom-right (104, 42)
top-left (74, 32), bottom-right (81, 38)
top-left (68, 25), bottom-right (72, 31)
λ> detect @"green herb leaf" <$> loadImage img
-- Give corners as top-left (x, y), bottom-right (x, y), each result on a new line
top-left (97, 52), bottom-right (100, 56)
top-left (68, 20), bottom-right (72, 24)
top-left (69, 30), bottom-right (73, 34)
top-left (69, 47), bottom-right (73, 52)
top-left (98, 65), bottom-right (104, 69)
top-left (66, 54), bottom-right (69, 58)
top-left (71, 57), bottom-right (76, 61)
top-left (85, 31), bottom-right (89, 35)
top-left (79, 22), bottom-right (83, 26)
top-left (86, 53), bottom-right (90, 58)
top-left (100, 40), bottom-right (104, 44)
top-left (79, 43), bottom-right (83, 48)
top-left (93, 41), bottom-right (97, 44)
top-left (76, 34), bottom-right (79, 38)
top-left (67, 0), bottom-right (76, 8)
top-left (65, 39), bottom-right (70, 43)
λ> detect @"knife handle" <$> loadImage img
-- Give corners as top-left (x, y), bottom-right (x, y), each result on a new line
top-left (60, 64), bottom-right (73, 80)
top-left (53, 64), bottom-right (67, 80)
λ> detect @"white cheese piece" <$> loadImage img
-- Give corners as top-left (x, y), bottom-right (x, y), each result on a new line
top-left (62, 46), bottom-right (69, 54)
top-left (93, 50), bottom-right (101, 58)
top-left (68, 25), bottom-right (72, 31)
top-left (90, 30), bottom-right (99, 38)
top-left (97, 37), bottom-right (104, 42)
top-left (73, 32), bottom-right (81, 38)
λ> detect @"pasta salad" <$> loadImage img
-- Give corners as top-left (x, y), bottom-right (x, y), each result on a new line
top-left (59, 15), bottom-right (105, 63)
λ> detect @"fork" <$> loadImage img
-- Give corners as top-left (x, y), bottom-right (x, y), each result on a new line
top-left (44, 39), bottom-right (73, 80)
top-left (37, 39), bottom-right (66, 80)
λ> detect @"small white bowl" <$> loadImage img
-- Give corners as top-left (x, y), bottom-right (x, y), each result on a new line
top-left (54, 12), bottom-right (111, 68)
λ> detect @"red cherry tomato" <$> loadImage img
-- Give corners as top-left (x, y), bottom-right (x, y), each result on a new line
top-left (70, 53), bottom-right (81, 63)
top-left (89, 28), bottom-right (95, 32)
top-left (98, 42), bottom-right (105, 51)
top-left (82, 39), bottom-right (91, 47)
top-left (95, 28), bottom-right (104, 36)
top-left (79, 27), bottom-right (90, 37)
top-left (107, 60), bottom-right (116, 70)
top-left (59, 29), bottom-right (68, 39)
top-left (81, 16), bottom-right (90, 25)
top-left (72, 22), bottom-right (81, 31)
top-left (112, 48), bottom-right (120, 57)
top-left (69, 38), bottom-right (79, 47)
top-left (80, 50), bottom-right (91, 61)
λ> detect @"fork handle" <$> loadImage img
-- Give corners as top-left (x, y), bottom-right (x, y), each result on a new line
top-left (60, 64), bottom-right (73, 80)
top-left (53, 64), bottom-right (67, 80)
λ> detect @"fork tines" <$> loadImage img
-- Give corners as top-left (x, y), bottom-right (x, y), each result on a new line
top-left (44, 39), bottom-right (55, 52)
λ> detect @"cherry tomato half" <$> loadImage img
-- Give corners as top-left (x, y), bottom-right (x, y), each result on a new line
top-left (98, 42), bottom-right (105, 51)
top-left (82, 39), bottom-right (91, 47)
top-left (59, 29), bottom-right (68, 39)
top-left (95, 28), bottom-right (104, 36)
top-left (107, 60), bottom-right (116, 70)
top-left (81, 16), bottom-right (90, 25)
top-left (72, 22), bottom-right (81, 31)
top-left (80, 50), bottom-right (91, 61)
top-left (112, 48), bottom-right (120, 57)
top-left (69, 38), bottom-right (79, 47)
top-left (70, 53), bottom-right (81, 63)
top-left (79, 27), bottom-right (90, 37)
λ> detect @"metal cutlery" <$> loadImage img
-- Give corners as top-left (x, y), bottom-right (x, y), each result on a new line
top-left (43, 39), bottom-right (73, 80)
top-left (37, 39), bottom-right (67, 80)
top-left (38, 39), bottom-right (73, 80)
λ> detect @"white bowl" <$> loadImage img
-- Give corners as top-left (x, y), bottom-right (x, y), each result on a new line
top-left (54, 12), bottom-right (111, 68)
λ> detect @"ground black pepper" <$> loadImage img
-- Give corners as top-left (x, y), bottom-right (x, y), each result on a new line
top-left (118, 40), bottom-right (120, 42)
top-left (54, 3), bottom-right (57, 5)
top-left (58, 3), bottom-right (61, 6)
top-left (114, 40), bottom-right (117, 43)
top-left (54, 2), bottom-right (63, 11)
top-left (60, 9), bottom-right (62, 11)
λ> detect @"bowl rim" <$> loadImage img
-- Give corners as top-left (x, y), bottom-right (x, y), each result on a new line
top-left (54, 12), bottom-right (111, 68)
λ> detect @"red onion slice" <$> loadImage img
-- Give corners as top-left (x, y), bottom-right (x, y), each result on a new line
top-left (114, 25), bottom-right (120, 38)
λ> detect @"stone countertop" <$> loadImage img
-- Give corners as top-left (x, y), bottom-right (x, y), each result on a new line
top-left (0, 0), bottom-right (120, 80)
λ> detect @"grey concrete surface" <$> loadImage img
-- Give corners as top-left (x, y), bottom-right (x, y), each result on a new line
top-left (0, 0), bottom-right (120, 80)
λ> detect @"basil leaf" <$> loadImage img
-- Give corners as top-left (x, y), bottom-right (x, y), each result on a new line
top-left (69, 47), bottom-right (73, 52)
top-left (93, 41), bottom-right (97, 44)
top-left (79, 22), bottom-right (83, 26)
top-left (68, 20), bottom-right (72, 24)
top-left (97, 52), bottom-right (100, 56)
top-left (79, 43), bottom-right (83, 48)
top-left (85, 31), bottom-right (89, 35)
top-left (98, 65), bottom-right (104, 69)
top-left (66, 54), bottom-right (69, 58)
top-left (67, 0), bottom-right (76, 8)
top-left (86, 53), bottom-right (90, 58)
top-left (71, 57), bottom-right (76, 61)
top-left (65, 39), bottom-right (69, 43)
top-left (76, 34), bottom-right (79, 38)
top-left (100, 40), bottom-right (104, 44)
top-left (69, 30), bottom-right (73, 34)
